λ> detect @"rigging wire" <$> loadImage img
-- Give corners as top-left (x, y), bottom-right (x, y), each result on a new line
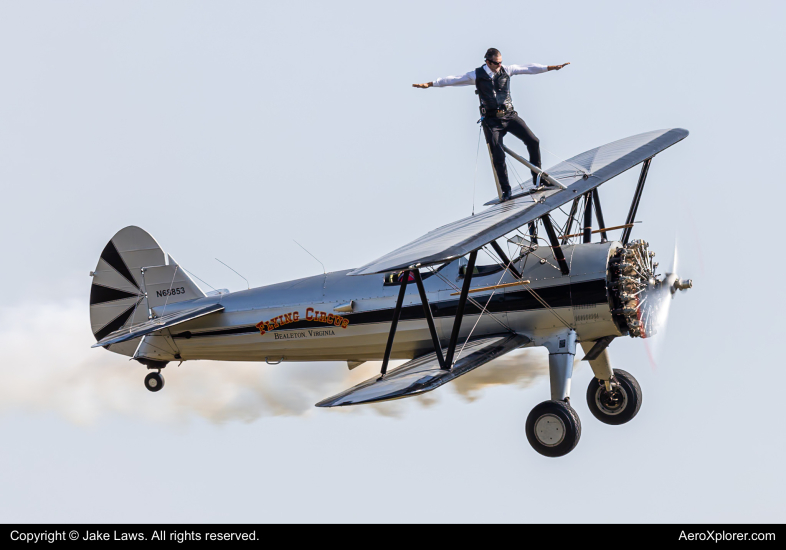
top-left (215, 258), bottom-right (250, 290)
top-left (180, 267), bottom-right (218, 293)
top-left (159, 265), bottom-right (180, 319)
top-left (487, 240), bottom-right (571, 328)
top-left (430, 268), bottom-right (512, 333)
top-left (507, 157), bottom-right (529, 192)
top-left (454, 246), bottom-right (517, 363)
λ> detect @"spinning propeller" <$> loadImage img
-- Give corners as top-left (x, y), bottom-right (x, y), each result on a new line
top-left (610, 239), bottom-right (692, 340)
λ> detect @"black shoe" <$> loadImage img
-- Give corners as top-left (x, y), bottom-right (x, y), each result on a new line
top-left (501, 190), bottom-right (512, 202)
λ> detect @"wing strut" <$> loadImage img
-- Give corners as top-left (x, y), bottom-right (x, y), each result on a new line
top-left (621, 158), bottom-right (652, 245)
top-left (561, 198), bottom-right (580, 245)
top-left (413, 270), bottom-right (446, 369)
top-left (592, 189), bottom-right (608, 243)
top-left (445, 250), bottom-right (478, 368)
top-left (583, 192), bottom-right (594, 243)
top-left (489, 240), bottom-right (523, 279)
top-left (541, 217), bottom-right (570, 275)
top-left (380, 271), bottom-right (410, 377)
top-left (379, 250), bottom-right (479, 378)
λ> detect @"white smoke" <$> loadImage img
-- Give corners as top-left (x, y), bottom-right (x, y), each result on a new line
top-left (0, 301), bottom-right (559, 425)
top-left (452, 347), bottom-right (552, 401)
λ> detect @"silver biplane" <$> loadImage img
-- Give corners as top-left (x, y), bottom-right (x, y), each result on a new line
top-left (89, 128), bottom-right (691, 457)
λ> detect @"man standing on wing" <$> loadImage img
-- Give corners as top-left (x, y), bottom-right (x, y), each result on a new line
top-left (414, 48), bottom-right (569, 201)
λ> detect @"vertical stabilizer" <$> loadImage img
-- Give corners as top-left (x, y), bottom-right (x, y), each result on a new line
top-left (89, 226), bottom-right (205, 356)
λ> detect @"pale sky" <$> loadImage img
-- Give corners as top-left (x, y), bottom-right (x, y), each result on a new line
top-left (1, 0), bottom-right (784, 522)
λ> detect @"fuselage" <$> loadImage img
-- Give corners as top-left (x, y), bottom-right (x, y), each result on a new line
top-left (133, 241), bottom-right (625, 364)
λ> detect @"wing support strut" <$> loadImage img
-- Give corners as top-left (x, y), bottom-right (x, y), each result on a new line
top-left (592, 189), bottom-right (608, 243)
top-left (562, 198), bottom-right (580, 245)
top-left (489, 240), bottom-right (523, 279)
top-left (583, 192), bottom-right (594, 243)
top-left (541, 217), bottom-right (570, 275)
top-left (413, 270), bottom-right (446, 370)
top-left (380, 270), bottom-right (410, 377)
top-left (445, 250), bottom-right (478, 369)
top-left (379, 250), bottom-right (479, 377)
top-left (621, 158), bottom-right (652, 245)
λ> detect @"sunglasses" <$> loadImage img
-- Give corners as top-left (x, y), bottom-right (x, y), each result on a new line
top-left (487, 59), bottom-right (502, 65)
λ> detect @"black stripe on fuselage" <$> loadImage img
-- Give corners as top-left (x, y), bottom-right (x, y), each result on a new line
top-left (171, 279), bottom-right (609, 340)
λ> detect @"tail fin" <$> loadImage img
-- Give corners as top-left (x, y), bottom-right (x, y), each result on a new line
top-left (89, 226), bottom-right (205, 356)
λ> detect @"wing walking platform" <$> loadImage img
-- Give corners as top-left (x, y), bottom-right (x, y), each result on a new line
top-left (348, 128), bottom-right (688, 276)
top-left (92, 302), bottom-right (224, 348)
top-left (316, 333), bottom-right (530, 407)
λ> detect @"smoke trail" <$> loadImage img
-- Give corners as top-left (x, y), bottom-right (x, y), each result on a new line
top-left (0, 301), bottom-right (417, 424)
top-left (0, 301), bottom-right (560, 424)
top-left (451, 347), bottom-right (551, 402)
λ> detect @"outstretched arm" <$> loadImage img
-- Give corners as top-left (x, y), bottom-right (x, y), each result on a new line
top-left (506, 62), bottom-right (571, 76)
top-left (413, 70), bottom-right (475, 88)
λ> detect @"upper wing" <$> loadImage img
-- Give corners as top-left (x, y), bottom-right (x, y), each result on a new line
top-left (91, 302), bottom-right (224, 348)
top-left (348, 128), bottom-right (688, 276)
top-left (315, 333), bottom-right (530, 407)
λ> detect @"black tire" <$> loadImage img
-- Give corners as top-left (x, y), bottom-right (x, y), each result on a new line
top-left (144, 372), bottom-right (165, 393)
top-left (525, 400), bottom-right (581, 458)
top-left (586, 368), bottom-right (642, 425)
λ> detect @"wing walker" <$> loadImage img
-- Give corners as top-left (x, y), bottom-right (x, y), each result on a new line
top-left (89, 129), bottom-right (692, 457)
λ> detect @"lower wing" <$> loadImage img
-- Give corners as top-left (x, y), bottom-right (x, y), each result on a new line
top-left (316, 333), bottom-right (530, 407)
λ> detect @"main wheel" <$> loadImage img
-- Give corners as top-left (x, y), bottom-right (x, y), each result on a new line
top-left (144, 372), bottom-right (165, 392)
top-left (525, 400), bottom-right (581, 457)
top-left (586, 368), bottom-right (642, 425)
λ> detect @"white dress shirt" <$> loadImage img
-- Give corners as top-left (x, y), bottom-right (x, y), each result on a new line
top-left (433, 63), bottom-right (548, 87)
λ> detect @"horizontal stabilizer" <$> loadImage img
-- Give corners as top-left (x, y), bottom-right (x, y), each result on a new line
top-left (315, 333), bottom-right (530, 407)
top-left (92, 302), bottom-right (224, 348)
top-left (348, 128), bottom-right (688, 276)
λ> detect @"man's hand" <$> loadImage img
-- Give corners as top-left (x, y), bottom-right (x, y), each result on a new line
top-left (548, 63), bottom-right (571, 71)
top-left (412, 82), bottom-right (433, 88)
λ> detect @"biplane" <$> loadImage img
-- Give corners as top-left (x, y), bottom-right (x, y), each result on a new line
top-left (89, 128), bottom-right (692, 457)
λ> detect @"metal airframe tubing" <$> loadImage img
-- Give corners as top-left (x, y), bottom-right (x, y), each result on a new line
top-left (444, 250), bottom-right (477, 368)
top-left (583, 192), bottom-right (594, 243)
top-left (380, 270), bottom-right (410, 377)
top-left (592, 188), bottom-right (608, 243)
top-left (501, 145), bottom-right (568, 189)
top-left (541, 216), bottom-right (570, 275)
top-left (490, 240), bottom-right (523, 279)
top-left (412, 269), bottom-right (446, 369)
top-left (562, 198), bottom-right (580, 245)
top-left (622, 158), bottom-right (652, 245)
top-left (487, 144), bottom-right (503, 200)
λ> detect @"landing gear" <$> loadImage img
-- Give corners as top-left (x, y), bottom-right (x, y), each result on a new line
top-left (525, 400), bottom-right (581, 458)
top-left (525, 329), bottom-right (582, 457)
top-left (144, 371), bottom-right (165, 392)
top-left (586, 369), bottom-right (642, 425)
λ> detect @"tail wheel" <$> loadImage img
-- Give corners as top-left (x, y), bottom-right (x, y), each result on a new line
top-left (144, 372), bottom-right (165, 393)
top-left (586, 368), bottom-right (642, 425)
top-left (525, 400), bottom-right (581, 457)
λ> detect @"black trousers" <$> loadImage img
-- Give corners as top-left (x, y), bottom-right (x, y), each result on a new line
top-left (482, 112), bottom-right (541, 193)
